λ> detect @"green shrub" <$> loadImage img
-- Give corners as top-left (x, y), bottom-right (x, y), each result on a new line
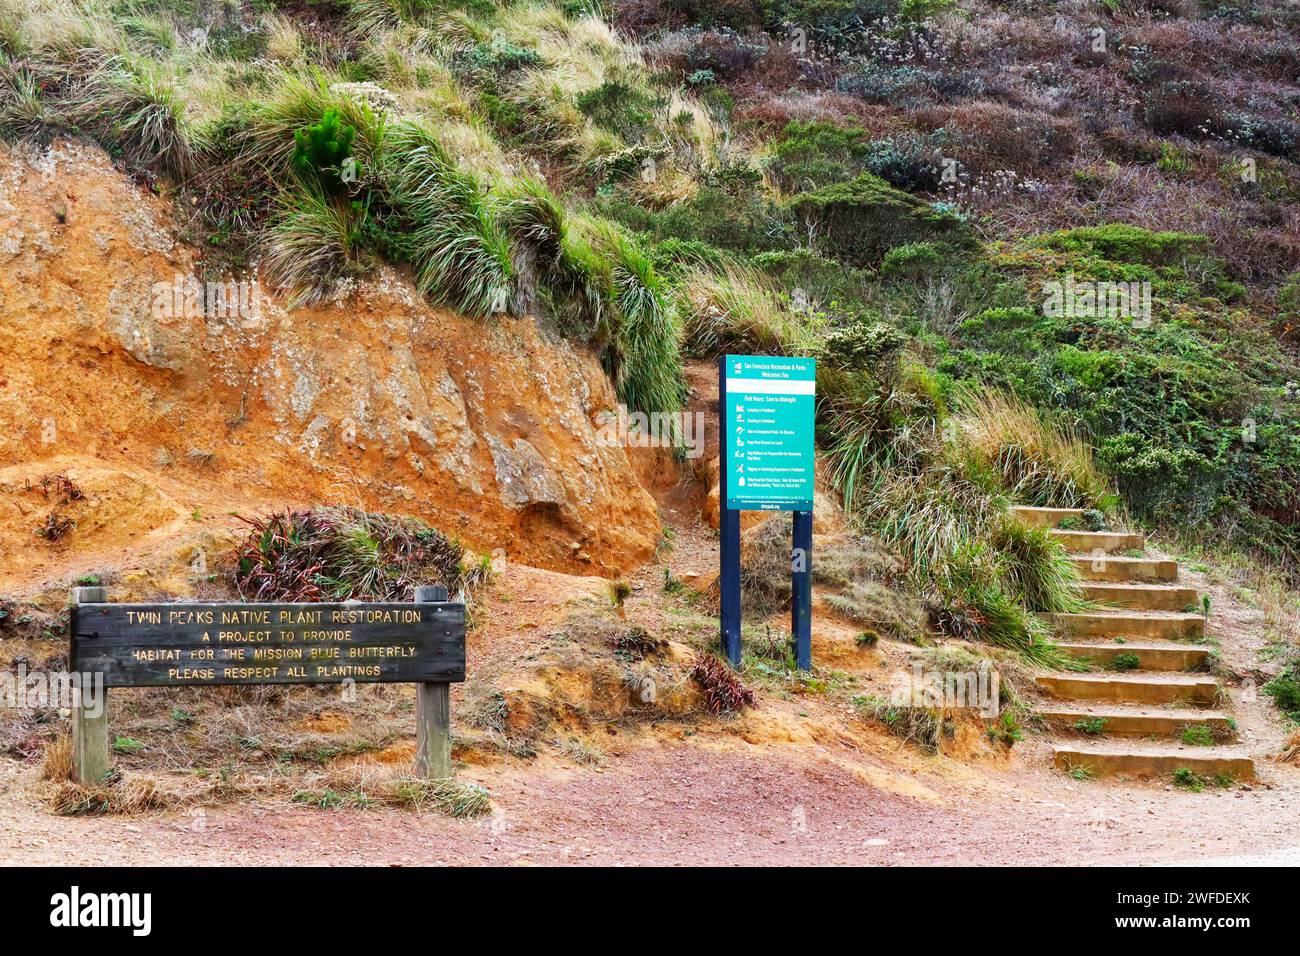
top-left (1278, 272), bottom-right (1300, 324)
top-left (1109, 653), bottom-right (1141, 671)
top-left (293, 108), bottom-right (356, 195)
top-left (769, 120), bottom-right (872, 193)
top-left (821, 321), bottom-right (907, 367)
top-left (576, 80), bottom-right (658, 143)
top-left (898, 0), bottom-right (954, 21)
top-left (601, 187), bottom-right (793, 256)
top-left (453, 35), bottom-right (544, 80)
top-left (1040, 225), bottom-right (1207, 267)
top-left (786, 172), bottom-right (977, 268)
top-left (1263, 666), bottom-right (1300, 720)
top-left (881, 242), bottom-right (943, 280)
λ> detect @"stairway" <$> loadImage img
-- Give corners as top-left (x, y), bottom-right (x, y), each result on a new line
top-left (1012, 506), bottom-right (1255, 784)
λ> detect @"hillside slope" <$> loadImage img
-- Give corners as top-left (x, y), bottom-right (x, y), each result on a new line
top-left (0, 138), bottom-right (662, 587)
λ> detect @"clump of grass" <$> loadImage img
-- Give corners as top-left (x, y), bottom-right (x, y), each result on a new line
top-left (231, 506), bottom-right (482, 602)
top-left (741, 516), bottom-right (922, 642)
top-left (40, 731), bottom-right (72, 782)
top-left (1073, 717), bottom-right (1107, 736)
top-left (1109, 653), bottom-right (1141, 672)
top-left (591, 218), bottom-right (685, 429)
top-left (0, 52), bottom-right (59, 141)
top-left (382, 121), bottom-right (515, 318)
top-left (988, 711), bottom-right (1024, 747)
top-left (1172, 767), bottom-right (1206, 791)
top-left (677, 260), bottom-right (815, 358)
top-left (71, 57), bottom-right (195, 177)
top-left (690, 654), bottom-right (756, 716)
top-left (380, 777), bottom-right (491, 816)
top-left (927, 542), bottom-right (1070, 667)
top-left (854, 694), bottom-right (953, 754)
top-left (741, 624), bottom-right (793, 663)
top-left (825, 582), bottom-right (928, 644)
top-left (46, 778), bottom-right (175, 816)
top-left (1280, 731), bottom-right (1299, 764)
top-left (1180, 724), bottom-right (1214, 747)
top-left (1063, 760), bottom-right (1096, 781)
top-left (607, 624), bottom-right (664, 658)
top-left (262, 185), bottom-right (362, 307)
top-left (989, 518), bottom-right (1088, 614)
top-left (237, 66), bottom-right (386, 183)
top-left (951, 390), bottom-right (1110, 509)
top-left (555, 735), bottom-right (605, 766)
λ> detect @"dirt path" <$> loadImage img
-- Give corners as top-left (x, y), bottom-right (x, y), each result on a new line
top-left (5, 735), bottom-right (1298, 866)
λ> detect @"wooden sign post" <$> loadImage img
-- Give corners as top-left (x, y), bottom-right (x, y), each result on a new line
top-left (68, 586), bottom-right (466, 785)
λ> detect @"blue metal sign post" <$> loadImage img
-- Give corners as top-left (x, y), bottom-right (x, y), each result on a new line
top-left (718, 355), bottom-right (816, 670)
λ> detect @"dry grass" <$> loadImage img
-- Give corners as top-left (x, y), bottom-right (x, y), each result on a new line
top-left (376, 776), bottom-right (491, 815)
top-left (678, 260), bottom-right (817, 358)
top-left (45, 776), bottom-right (177, 816)
top-left (40, 731), bottom-right (72, 782)
top-left (951, 390), bottom-right (1110, 508)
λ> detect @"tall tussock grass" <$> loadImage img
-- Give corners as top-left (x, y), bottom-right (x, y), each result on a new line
top-left (263, 185), bottom-right (361, 308)
top-left (383, 121), bottom-right (514, 318)
top-left (951, 390), bottom-right (1111, 509)
top-left (818, 348), bottom-right (1095, 664)
top-left (678, 260), bottom-right (814, 359)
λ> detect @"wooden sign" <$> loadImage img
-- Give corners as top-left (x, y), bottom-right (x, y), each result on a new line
top-left (66, 586), bottom-right (461, 786)
top-left (71, 601), bottom-right (466, 687)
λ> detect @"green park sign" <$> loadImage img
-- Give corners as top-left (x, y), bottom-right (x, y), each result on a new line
top-left (719, 354), bottom-right (817, 671)
top-left (722, 355), bottom-right (817, 511)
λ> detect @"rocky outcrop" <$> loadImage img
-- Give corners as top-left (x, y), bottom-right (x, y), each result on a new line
top-left (0, 139), bottom-right (660, 587)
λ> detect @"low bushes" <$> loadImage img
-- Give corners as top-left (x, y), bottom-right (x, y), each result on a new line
top-left (786, 172), bottom-right (977, 268)
top-left (231, 506), bottom-right (488, 602)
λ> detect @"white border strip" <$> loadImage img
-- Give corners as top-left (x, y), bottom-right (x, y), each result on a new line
top-left (725, 377), bottom-right (815, 396)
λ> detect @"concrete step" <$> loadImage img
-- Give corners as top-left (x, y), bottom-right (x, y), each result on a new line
top-left (1057, 640), bottom-right (1212, 672)
top-left (1011, 505), bottom-right (1086, 529)
top-left (1049, 529), bottom-right (1146, 553)
top-left (1041, 704), bottom-right (1235, 739)
top-left (1043, 610), bottom-right (1204, 641)
top-left (1053, 742), bottom-right (1254, 782)
top-left (1071, 555), bottom-right (1177, 583)
top-left (1071, 554), bottom-right (1175, 582)
top-left (1036, 672), bottom-right (1219, 705)
top-left (1082, 582), bottom-right (1199, 612)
